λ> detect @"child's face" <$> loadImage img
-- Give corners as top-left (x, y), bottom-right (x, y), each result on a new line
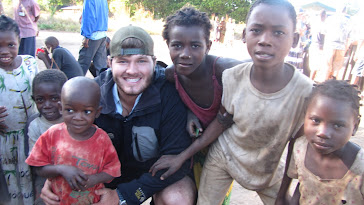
top-left (243, 4), bottom-right (296, 69)
top-left (33, 82), bottom-right (62, 121)
top-left (304, 95), bottom-right (359, 155)
top-left (0, 31), bottom-right (19, 70)
top-left (168, 25), bottom-right (211, 76)
top-left (61, 90), bottom-right (101, 139)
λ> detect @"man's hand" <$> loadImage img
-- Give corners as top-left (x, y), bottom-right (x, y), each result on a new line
top-left (40, 179), bottom-right (60, 205)
top-left (0, 106), bottom-right (8, 135)
top-left (149, 155), bottom-right (184, 180)
top-left (82, 38), bottom-right (90, 48)
top-left (60, 165), bottom-right (88, 191)
top-left (93, 188), bottom-right (119, 205)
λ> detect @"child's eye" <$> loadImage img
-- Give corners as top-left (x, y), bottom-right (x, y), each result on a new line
top-left (192, 44), bottom-right (201, 49)
top-left (274, 31), bottom-right (285, 36)
top-left (250, 28), bottom-right (261, 34)
top-left (66, 109), bottom-right (74, 113)
top-left (85, 110), bottom-right (92, 114)
top-left (9, 44), bottom-right (15, 48)
top-left (51, 97), bottom-right (60, 101)
top-left (333, 124), bottom-right (344, 129)
top-left (310, 118), bottom-right (320, 124)
top-left (171, 44), bottom-right (182, 48)
top-left (35, 98), bottom-right (44, 103)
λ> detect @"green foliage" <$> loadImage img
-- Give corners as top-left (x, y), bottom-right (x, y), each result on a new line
top-left (35, 0), bottom-right (252, 22)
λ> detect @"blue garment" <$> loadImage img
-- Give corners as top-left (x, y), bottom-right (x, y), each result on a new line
top-left (94, 65), bottom-right (192, 205)
top-left (81, 0), bottom-right (108, 39)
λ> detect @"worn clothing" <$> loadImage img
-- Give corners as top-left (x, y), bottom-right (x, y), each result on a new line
top-left (79, 0), bottom-right (108, 75)
top-left (52, 47), bottom-right (83, 79)
top-left (14, 0), bottom-right (40, 38)
top-left (14, 0), bottom-right (40, 57)
top-left (27, 115), bottom-right (63, 205)
top-left (198, 62), bottom-right (313, 205)
top-left (0, 55), bottom-right (38, 205)
top-left (78, 37), bottom-right (107, 76)
top-left (26, 123), bottom-right (121, 204)
top-left (174, 57), bottom-right (222, 128)
top-left (174, 57), bottom-right (233, 204)
top-left (94, 68), bottom-right (192, 205)
top-left (81, 0), bottom-right (108, 39)
top-left (19, 36), bottom-right (36, 57)
top-left (28, 115), bottom-right (63, 154)
top-left (288, 137), bottom-right (364, 205)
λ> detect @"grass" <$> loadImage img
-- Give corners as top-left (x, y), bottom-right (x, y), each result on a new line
top-left (37, 13), bottom-right (81, 33)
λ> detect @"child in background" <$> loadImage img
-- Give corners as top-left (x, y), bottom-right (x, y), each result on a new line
top-left (0, 15), bottom-right (38, 204)
top-left (26, 69), bottom-right (67, 205)
top-left (26, 77), bottom-right (121, 204)
top-left (150, 7), bottom-right (244, 204)
top-left (36, 36), bottom-right (83, 79)
top-left (277, 80), bottom-right (363, 205)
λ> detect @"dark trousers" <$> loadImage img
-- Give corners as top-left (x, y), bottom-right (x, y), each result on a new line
top-left (78, 37), bottom-right (107, 76)
top-left (19, 36), bottom-right (36, 57)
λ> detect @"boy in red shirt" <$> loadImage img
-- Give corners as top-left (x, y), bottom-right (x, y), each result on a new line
top-left (26, 77), bottom-right (121, 204)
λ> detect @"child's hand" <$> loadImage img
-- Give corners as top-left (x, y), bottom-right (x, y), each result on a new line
top-left (60, 165), bottom-right (88, 191)
top-left (0, 106), bottom-right (8, 135)
top-left (83, 174), bottom-right (98, 189)
top-left (187, 110), bottom-right (203, 138)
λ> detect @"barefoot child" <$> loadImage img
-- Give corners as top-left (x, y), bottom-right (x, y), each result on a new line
top-left (26, 77), bottom-right (121, 204)
top-left (150, 7), bottom-right (245, 204)
top-left (277, 80), bottom-right (363, 205)
top-left (0, 15), bottom-right (38, 204)
top-left (26, 69), bottom-right (68, 204)
top-left (189, 0), bottom-right (312, 204)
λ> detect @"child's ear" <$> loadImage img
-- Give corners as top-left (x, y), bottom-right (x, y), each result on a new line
top-left (95, 106), bottom-right (102, 118)
top-left (206, 40), bottom-right (212, 54)
top-left (58, 102), bottom-right (63, 115)
top-left (352, 118), bottom-right (360, 136)
top-left (292, 32), bottom-right (299, 48)
top-left (108, 56), bottom-right (112, 68)
top-left (242, 29), bottom-right (247, 43)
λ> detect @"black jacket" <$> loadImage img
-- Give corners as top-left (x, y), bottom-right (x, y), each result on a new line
top-left (94, 67), bottom-right (192, 205)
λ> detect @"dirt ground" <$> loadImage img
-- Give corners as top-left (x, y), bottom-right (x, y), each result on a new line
top-left (35, 30), bottom-right (364, 205)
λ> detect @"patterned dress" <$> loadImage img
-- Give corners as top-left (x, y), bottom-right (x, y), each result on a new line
top-left (0, 55), bottom-right (38, 204)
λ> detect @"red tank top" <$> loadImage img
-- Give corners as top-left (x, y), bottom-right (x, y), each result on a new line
top-left (174, 57), bottom-right (222, 128)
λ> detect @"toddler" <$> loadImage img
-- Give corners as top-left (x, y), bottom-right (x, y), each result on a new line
top-left (278, 80), bottom-right (363, 205)
top-left (0, 15), bottom-right (38, 204)
top-left (26, 77), bottom-right (121, 204)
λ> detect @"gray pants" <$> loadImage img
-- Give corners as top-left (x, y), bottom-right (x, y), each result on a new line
top-left (78, 37), bottom-right (107, 76)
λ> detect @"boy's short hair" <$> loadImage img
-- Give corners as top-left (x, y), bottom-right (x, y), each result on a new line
top-left (62, 77), bottom-right (101, 107)
top-left (110, 25), bottom-right (154, 57)
top-left (32, 69), bottom-right (68, 93)
top-left (246, 0), bottom-right (297, 31)
top-left (0, 15), bottom-right (20, 38)
top-left (162, 7), bottom-right (212, 44)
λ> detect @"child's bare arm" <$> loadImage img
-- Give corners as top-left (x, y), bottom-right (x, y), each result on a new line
top-left (149, 105), bottom-right (233, 179)
top-left (276, 126), bottom-right (303, 205)
top-left (275, 172), bottom-right (292, 205)
top-left (84, 172), bottom-right (114, 189)
top-left (0, 106), bottom-right (8, 135)
top-left (34, 165), bottom-right (88, 191)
